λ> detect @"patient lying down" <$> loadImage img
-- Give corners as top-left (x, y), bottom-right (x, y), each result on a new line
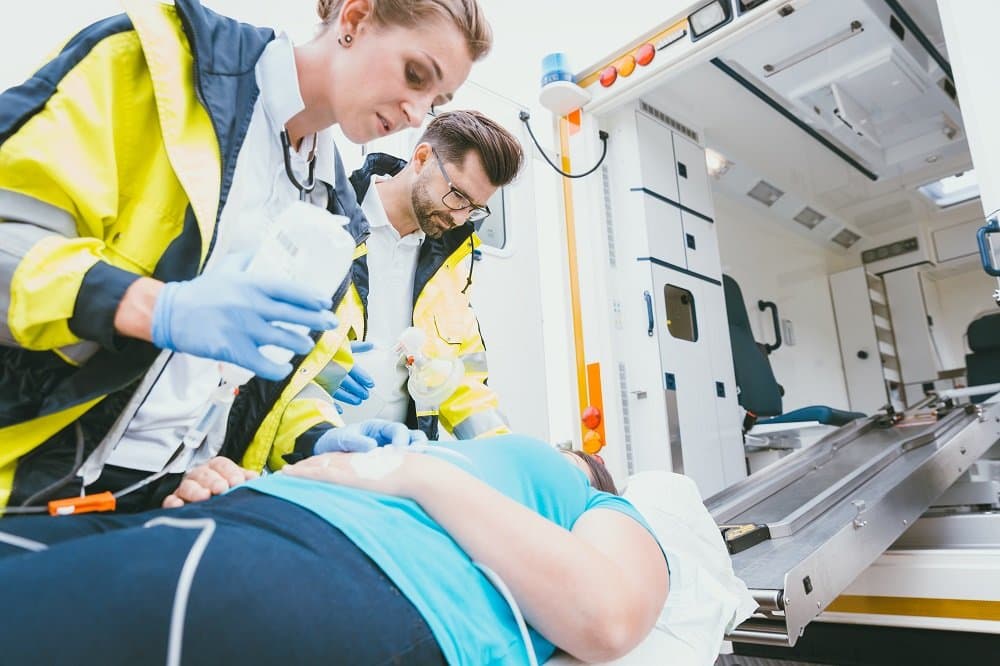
top-left (0, 435), bottom-right (668, 665)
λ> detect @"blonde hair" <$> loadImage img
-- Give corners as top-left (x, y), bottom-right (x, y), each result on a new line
top-left (317, 0), bottom-right (492, 60)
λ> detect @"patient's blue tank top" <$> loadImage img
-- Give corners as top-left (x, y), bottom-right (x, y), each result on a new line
top-left (246, 435), bottom-right (656, 665)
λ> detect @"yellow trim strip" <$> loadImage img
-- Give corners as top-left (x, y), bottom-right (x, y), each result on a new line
top-left (559, 118), bottom-right (589, 414)
top-left (827, 595), bottom-right (1000, 622)
top-left (577, 18), bottom-right (689, 89)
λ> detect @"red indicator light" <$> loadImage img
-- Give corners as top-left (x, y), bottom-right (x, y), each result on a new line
top-left (581, 406), bottom-right (602, 429)
top-left (636, 43), bottom-right (655, 66)
top-left (599, 66), bottom-right (618, 87)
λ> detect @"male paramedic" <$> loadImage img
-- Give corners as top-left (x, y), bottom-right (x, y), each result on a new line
top-left (163, 110), bottom-right (525, 507)
top-left (331, 109), bottom-right (524, 440)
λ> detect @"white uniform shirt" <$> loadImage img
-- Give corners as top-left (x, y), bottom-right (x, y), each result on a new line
top-left (338, 177), bottom-right (424, 425)
top-left (98, 34), bottom-right (337, 474)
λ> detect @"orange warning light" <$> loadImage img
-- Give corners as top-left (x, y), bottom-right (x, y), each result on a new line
top-left (617, 55), bottom-right (636, 77)
top-left (582, 429), bottom-right (605, 454)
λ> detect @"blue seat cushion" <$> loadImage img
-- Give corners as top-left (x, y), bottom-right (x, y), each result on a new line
top-left (757, 405), bottom-right (865, 427)
top-left (966, 351), bottom-right (1000, 404)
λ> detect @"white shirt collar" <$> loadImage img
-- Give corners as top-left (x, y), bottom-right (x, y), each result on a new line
top-left (256, 33), bottom-right (335, 184)
top-left (362, 175), bottom-right (425, 246)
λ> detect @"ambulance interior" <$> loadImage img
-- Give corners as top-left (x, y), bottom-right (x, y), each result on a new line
top-left (670, 0), bottom-right (993, 426)
top-left (556, 0), bottom-right (1000, 661)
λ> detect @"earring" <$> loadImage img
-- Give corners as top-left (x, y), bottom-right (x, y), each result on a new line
top-left (338, 33), bottom-right (353, 47)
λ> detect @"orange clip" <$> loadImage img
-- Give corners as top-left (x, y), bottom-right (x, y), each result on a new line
top-left (48, 491), bottom-right (117, 516)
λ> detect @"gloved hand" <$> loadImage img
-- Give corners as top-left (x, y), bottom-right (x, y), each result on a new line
top-left (151, 254), bottom-right (338, 381)
top-left (314, 419), bottom-right (428, 454)
top-left (333, 341), bottom-right (376, 407)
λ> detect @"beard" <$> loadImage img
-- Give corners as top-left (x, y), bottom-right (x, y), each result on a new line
top-left (411, 178), bottom-right (455, 239)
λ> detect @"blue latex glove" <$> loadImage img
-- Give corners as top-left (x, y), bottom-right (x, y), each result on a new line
top-left (313, 419), bottom-right (428, 454)
top-left (333, 341), bottom-right (376, 407)
top-left (151, 254), bottom-right (338, 381)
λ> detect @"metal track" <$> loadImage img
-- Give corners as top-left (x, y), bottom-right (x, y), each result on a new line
top-left (707, 402), bottom-right (1000, 646)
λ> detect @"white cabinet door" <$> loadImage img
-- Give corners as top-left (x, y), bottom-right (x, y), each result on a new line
top-left (830, 267), bottom-right (889, 413)
top-left (698, 278), bottom-right (746, 488)
top-left (883, 267), bottom-right (941, 385)
top-left (641, 193), bottom-right (687, 269)
top-left (651, 265), bottom-right (737, 497)
top-left (672, 133), bottom-right (715, 218)
top-left (619, 264), bottom-right (674, 475)
top-left (680, 211), bottom-right (722, 281)
top-left (635, 112), bottom-right (680, 202)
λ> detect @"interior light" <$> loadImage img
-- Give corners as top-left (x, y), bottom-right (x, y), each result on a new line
top-left (831, 228), bottom-right (861, 249)
top-left (689, 0), bottom-right (733, 40)
top-left (705, 148), bottom-right (733, 178)
top-left (793, 207), bottom-right (826, 230)
top-left (747, 180), bottom-right (784, 207)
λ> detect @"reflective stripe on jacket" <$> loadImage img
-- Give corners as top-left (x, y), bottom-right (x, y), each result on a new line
top-left (0, 0), bottom-right (359, 507)
top-left (344, 153), bottom-right (509, 440)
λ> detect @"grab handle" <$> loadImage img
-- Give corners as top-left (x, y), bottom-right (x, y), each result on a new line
top-left (644, 291), bottom-right (654, 337)
top-left (758, 299), bottom-right (782, 354)
top-left (977, 217), bottom-right (1000, 277)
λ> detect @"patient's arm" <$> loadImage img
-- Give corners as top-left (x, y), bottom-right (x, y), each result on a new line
top-left (285, 452), bottom-right (668, 663)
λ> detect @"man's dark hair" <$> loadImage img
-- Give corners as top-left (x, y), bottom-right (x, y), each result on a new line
top-left (420, 110), bottom-right (524, 187)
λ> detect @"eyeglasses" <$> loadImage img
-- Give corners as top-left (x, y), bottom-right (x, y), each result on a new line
top-left (431, 147), bottom-right (491, 223)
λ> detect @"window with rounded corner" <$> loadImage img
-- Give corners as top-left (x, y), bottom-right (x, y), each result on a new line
top-left (664, 284), bottom-right (698, 342)
top-left (474, 187), bottom-right (507, 250)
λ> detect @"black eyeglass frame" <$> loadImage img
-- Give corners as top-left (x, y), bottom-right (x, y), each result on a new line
top-left (431, 147), bottom-right (491, 223)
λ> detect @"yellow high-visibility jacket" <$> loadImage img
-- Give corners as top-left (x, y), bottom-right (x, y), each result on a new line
top-left (0, 0), bottom-right (357, 509)
top-left (338, 153), bottom-right (510, 440)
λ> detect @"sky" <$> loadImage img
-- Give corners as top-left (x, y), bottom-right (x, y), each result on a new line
top-left (0, 1), bottom-right (683, 113)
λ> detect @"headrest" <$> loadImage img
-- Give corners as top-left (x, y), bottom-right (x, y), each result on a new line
top-left (967, 313), bottom-right (1000, 353)
top-left (722, 275), bottom-right (751, 330)
top-left (722, 274), bottom-right (782, 417)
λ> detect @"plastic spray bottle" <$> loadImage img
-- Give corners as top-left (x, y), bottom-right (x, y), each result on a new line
top-left (184, 201), bottom-right (356, 450)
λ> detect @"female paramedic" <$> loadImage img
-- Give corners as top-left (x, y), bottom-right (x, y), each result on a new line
top-left (0, 436), bottom-right (669, 665)
top-left (0, 0), bottom-right (490, 512)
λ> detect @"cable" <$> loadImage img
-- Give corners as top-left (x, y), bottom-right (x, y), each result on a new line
top-left (474, 561), bottom-right (539, 666)
top-left (143, 517), bottom-right (217, 666)
top-left (519, 111), bottom-right (608, 179)
top-left (461, 235), bottom-right (474, 295)
top-left (0, 422), bottom-right (87, 516)
top-left (20, 421), bottom-right (86, 506)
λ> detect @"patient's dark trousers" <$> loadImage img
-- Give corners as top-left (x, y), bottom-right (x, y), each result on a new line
top-left (0, 490), bottom-right (447, 666)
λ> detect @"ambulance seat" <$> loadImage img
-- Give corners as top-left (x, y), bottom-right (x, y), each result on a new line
top-left (965, 313), bottom-right (1000, 404)
top-left (722, 274), bottom-right (864, 429)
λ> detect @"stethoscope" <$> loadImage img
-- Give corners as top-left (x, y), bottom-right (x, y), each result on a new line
top-left (279, 129), bottom-right (317, 202)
